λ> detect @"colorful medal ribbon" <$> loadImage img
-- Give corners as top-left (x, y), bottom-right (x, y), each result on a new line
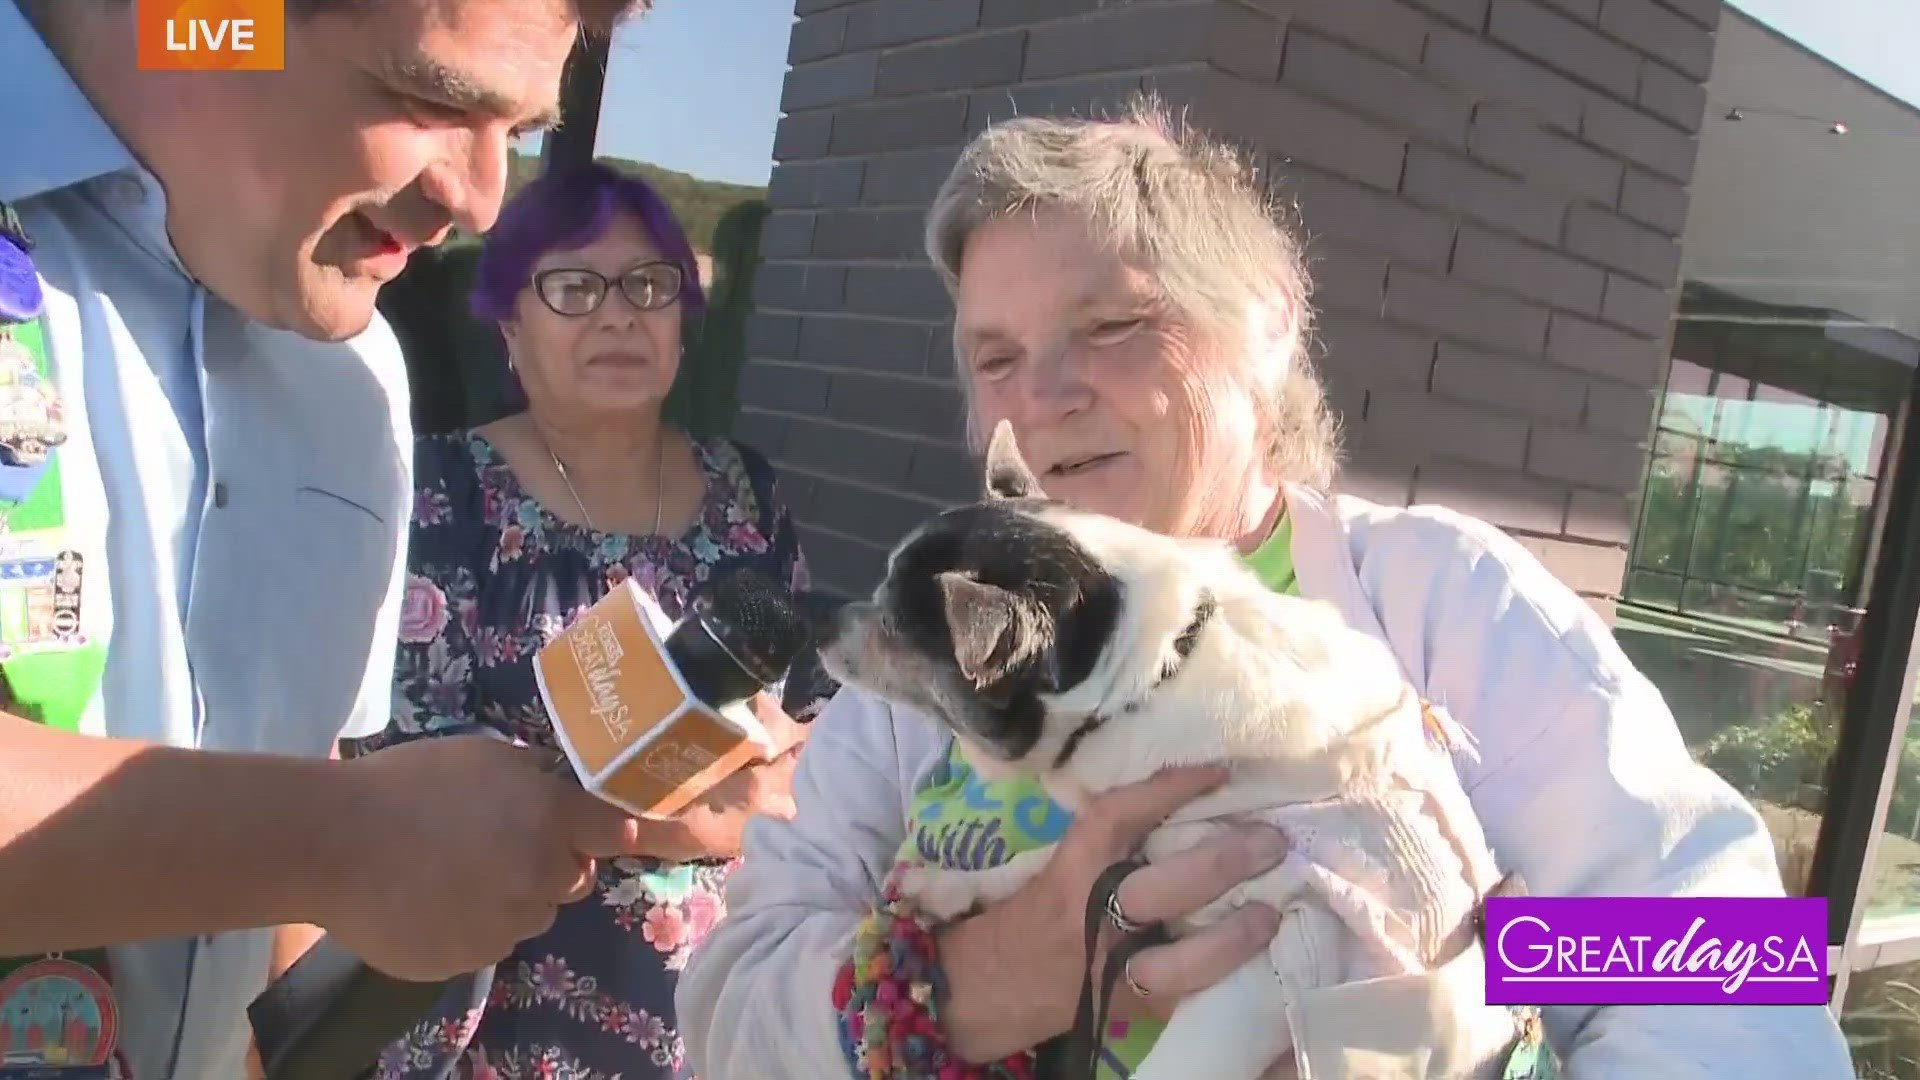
top-left (0, 200), bottom-right (122, 1078)
top-left (0, 202), bottom-right (99, 733)
top-left (0, 203), bottom-right (42, 324)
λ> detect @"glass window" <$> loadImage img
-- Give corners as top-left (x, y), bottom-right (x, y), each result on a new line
top-left (1861, 722), bottom-right (1920, 917)
top-left (1843, 959), bottom-right (1920, 1079)
top-left (1618, 8), bottom-right (1920, 899)
top-left (507, 131), bottom-right (544, 201)
top-left (592, 1), bottom-right (789, 437)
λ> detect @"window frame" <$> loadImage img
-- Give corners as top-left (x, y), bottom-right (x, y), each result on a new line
top-left (546, 38), bottom-right (610, 174)
top-left (1808, 381), bottom-right (1920, 1014)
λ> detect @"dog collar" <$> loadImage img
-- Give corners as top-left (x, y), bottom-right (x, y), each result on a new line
top-left (1051, 589), bottom-right (1217, 770)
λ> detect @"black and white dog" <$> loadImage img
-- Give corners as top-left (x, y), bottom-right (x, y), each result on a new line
top-left (816, 421), bottom-right (1524, 1080)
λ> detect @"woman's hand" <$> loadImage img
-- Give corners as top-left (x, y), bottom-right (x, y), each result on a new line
top-left (751, 689), bottom-right (811, 762)
top-left (641, 693), bottom-right (810, 861)
top-left (932, 765), bottom-right (1287, 1063)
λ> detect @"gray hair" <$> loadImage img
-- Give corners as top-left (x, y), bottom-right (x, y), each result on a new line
top-left (925, 94), bottom-right (1341, 490)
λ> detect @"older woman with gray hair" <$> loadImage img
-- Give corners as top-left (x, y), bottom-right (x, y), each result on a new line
top-left (677, 100), bottom-right (1852, 1079)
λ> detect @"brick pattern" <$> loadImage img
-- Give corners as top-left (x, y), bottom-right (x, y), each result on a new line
top-left (748, 0), bottom-right (1719, 608)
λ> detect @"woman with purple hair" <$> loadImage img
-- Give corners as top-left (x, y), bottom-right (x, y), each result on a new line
top-left (352, 161), bottom-right (831, 1079)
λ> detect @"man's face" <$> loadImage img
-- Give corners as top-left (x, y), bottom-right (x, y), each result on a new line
top-left (148, 0), bottom-right (577, 341)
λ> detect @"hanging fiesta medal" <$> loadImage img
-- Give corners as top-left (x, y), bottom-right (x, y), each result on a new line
top-left (0, 204), bottom-right (100, 729)
top-left (49, 552), bottom-right (81, 643)
top-left (0, 208), bottom-right (121, 1078)
top-left (0, 205), bottom-right (51, 515)
top-left (0, 206), bottom-right (64, 479)
top-left (0, 332), bottom-right (65, 470)
top-left (0, 956), bottom-right (121, 1078)
top-left (1500, 1007), bottom-right (1558, 1080)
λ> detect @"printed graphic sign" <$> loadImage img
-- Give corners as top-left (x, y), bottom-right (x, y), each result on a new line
top-left (1484, 897), bottom-right (1828, 1005)
top-left (136, 0), bottom-right (285, 71)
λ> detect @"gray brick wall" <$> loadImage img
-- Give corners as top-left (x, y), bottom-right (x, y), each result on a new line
top-left (747, 0), bottom-right (1721, 611)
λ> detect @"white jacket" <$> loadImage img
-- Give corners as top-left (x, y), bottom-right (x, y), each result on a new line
top-left (676, 484), bottom-right (1854, 1078)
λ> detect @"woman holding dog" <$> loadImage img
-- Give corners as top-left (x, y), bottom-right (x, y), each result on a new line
top-left (678, 100), bottom-right (1852, 1080)
top-left (351, 163), bottom-right (829, 1079)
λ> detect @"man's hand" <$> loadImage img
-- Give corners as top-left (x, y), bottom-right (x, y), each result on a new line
top-left (731, 690), bottom-right (811, 818)
top-left (934, 766), bottom-right (1286, 1062)
top-left (269, 922), bottom-right (325, 981)
top-left (318, 734), bottom-right (645, 982)
top-left (653, 693), bottom-right (811, 861)
top-left (751, 690), bottom-right (810, 761)
top-left (700, 740), bottom-right (802, 821)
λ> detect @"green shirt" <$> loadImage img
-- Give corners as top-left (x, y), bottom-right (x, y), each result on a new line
top-left (894, 514), bottom-right (1298, 1077)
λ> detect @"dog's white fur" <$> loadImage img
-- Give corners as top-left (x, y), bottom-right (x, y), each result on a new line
top-left (878, 440), bottom-right (1518, 1079)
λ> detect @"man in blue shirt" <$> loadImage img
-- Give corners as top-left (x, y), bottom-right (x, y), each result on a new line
top-left (0, 0), bottom-right (654, 1075)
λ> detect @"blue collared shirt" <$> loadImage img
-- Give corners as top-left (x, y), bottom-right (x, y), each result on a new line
top-left (1, 5), bottom-right (413, 1075)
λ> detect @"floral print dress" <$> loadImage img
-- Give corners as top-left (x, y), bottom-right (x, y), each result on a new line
top-left (353, 430), bottom-right (833, 1080)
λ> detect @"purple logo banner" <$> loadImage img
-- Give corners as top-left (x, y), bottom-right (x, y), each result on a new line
top-left (1483, 897), bottom-right (1827, 1005)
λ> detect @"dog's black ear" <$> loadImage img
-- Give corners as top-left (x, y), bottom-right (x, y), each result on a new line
top-left (938, 571), bottom-right (1047, 687)
top-left (984, 420), bottom-right (1046, 502)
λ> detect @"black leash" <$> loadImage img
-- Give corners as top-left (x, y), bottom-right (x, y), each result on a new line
top-left (1036, 859), bottom-right (1168, 1080)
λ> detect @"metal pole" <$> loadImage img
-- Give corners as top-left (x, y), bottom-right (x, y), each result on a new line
top-left (543, 35), bottom-right (612, 174)
top-left (1808, 362), bottom-right (1920, 950)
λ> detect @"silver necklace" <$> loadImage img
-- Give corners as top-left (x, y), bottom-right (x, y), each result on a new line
top-left (545, 422), bottom-right (667, 538)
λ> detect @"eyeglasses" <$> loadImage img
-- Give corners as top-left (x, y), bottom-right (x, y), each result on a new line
top-left (531, 260), bottom-right (686, 317)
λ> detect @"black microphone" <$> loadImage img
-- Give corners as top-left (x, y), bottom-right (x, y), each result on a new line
top-left (249, 569), bottom-right (813, 1080)
top-left (668, 567), bottom-right (815, 713)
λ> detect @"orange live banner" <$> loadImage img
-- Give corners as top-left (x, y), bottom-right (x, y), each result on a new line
top-left (136, 0), bottom-right (285, 71)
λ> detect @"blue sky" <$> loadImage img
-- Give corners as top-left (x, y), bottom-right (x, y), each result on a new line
top-left (1732, 0), bottom-right (1920, 110)
top-left (590, 0), bottom-right (794, 185)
